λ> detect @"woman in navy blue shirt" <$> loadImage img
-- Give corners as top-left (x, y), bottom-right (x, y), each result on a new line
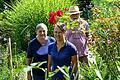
top-left (27, 23), bottom-right (55, 80)
top-left (48, 22), bottom-right (78, 80)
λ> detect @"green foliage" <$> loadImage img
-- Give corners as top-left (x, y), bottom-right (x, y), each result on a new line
top-left (12, 51), bottom-right (27, 80)
top-left (0, 0), bottom-right (120, 80)
top-left (3, 0), bottom-right (76, 50)
top-left (88, 0), bottom-right (120, 79)
top-left (0, 46), bottom-right (10, 80)
top-left (0, 45), bottom-right (26, 80)
top-left (0, 0), bottom-right (4, 12)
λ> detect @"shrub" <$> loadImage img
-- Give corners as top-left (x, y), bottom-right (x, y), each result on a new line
top-left (88, 0), bottom-right (120, 79)
top-left (3, 0), bottom-right (76, 51)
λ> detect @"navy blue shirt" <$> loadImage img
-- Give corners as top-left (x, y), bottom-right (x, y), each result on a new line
top-left (27, 36), bottom-right (55, 75)
top-left (48, 41), bottom-right (78, 79)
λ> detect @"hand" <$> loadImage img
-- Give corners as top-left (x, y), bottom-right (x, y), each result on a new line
top-left (27, 72), bottom-right (32, 80)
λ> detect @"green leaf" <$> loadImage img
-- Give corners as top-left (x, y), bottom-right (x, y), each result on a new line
top-left (64, 66), bottom-right (69, 73)
top-left (30, 63), bottom-right (38, 66)
top-left (95, 69), bottom-right (103, 80)
top-left (97, 29), bottom-right (107, 39)
top-left (66, 23), bottom-right (70, 30)
top-left (37, 61), bottom-right (47, 67)
top-left (48, 72), bottom-right (55, 78)
top-left (57, 66), bottom-right (70, 78)
top-left (117, 66), bottom-right (120, 72)
top-left (23, 66), bottom-right (32, 72)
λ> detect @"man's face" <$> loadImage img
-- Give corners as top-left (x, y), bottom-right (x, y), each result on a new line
top-left (36, 27), bottom-right (47, 39)
top-left (70, 13), bottom-right (80, 20)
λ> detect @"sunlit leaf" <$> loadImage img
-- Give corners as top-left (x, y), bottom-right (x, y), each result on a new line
top-left (37, 61), bottom-right (47, 67)
top-left (95, 69), bottom-right (103, 80)
top-left (117, 66), bottom-right (120, 71)
top-left (66, 23), bottom-right (70, 30)
top-left (57, 66), bottom-right (70, 78)
top-left (30, 63), bottom-right (38, 66)
top-left (23, 66), bottom-right (32, 72)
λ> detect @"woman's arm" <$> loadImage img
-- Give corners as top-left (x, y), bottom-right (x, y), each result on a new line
top-left (26, 58), bottom-right (32, 80)
top-left (48, 54), bottom-right (52, 72)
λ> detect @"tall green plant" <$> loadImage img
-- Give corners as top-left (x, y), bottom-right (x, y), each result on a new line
top-left (3, 0), bottom-right (76, 51)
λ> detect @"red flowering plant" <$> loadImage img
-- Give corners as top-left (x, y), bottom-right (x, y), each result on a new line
top-left (48, 7), bottom-right (83, 31)
top-left (48, 8), bottom-right (70, 26)
top-left (48, 11), bottom-right (57, 24)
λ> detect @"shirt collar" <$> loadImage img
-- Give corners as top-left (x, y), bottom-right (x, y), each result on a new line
top-left (55, 40), bottom-right (68, 47)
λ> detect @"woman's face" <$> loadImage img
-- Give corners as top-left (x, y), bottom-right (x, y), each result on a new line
top-left (54, 25), bottom-right (65, 41)
top-left (36, 27), bottom-right (47, 39)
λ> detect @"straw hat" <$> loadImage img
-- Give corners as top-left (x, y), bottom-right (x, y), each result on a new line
top-left (68, 6), bottom-right (81, 15)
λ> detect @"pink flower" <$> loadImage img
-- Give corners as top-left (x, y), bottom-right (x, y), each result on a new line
top-left (49, 11), bottom-right (57, 17)
top-left (48, 16), bottom-right (56, 24)
top-left (56, 10), bottom-right (63, 16)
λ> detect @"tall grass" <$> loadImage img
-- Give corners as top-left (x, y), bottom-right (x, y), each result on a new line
top-left (3, 0), bottom-right (76, 50)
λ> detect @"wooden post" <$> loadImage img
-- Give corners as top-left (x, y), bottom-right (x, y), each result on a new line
top-left (8, 37), bottom-right (13, 80)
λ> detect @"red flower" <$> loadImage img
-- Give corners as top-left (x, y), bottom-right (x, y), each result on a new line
top-left (48, 16), bottom-right (56, 24)
top-left (49, 11), bottom-right (57, 17)
top-left (64, 8), bottom-right (69, 11)
top-left (56, 10), bottom-right (63, 16)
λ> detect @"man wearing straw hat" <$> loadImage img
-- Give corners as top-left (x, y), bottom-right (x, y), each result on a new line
top-left (66, 6), bottom-right (89, 64)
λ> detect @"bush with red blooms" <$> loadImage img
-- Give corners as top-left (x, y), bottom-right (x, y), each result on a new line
top-left (48, 16), bottom-right (57, 25)
top-left (56, 10), bottom-right (63, 16)
top-left (48, 8), bottom-right (69, 25)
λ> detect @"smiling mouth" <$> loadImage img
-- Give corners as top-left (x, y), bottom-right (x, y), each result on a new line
top-left (40, 35), bottom-right (46, 38)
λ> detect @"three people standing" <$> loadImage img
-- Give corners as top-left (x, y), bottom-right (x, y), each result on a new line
top-left (26, 5), bottom-right (89, 80)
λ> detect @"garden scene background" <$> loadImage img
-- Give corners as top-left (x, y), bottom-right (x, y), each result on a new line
top-left (0, 0), bottom-right (120, 80)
